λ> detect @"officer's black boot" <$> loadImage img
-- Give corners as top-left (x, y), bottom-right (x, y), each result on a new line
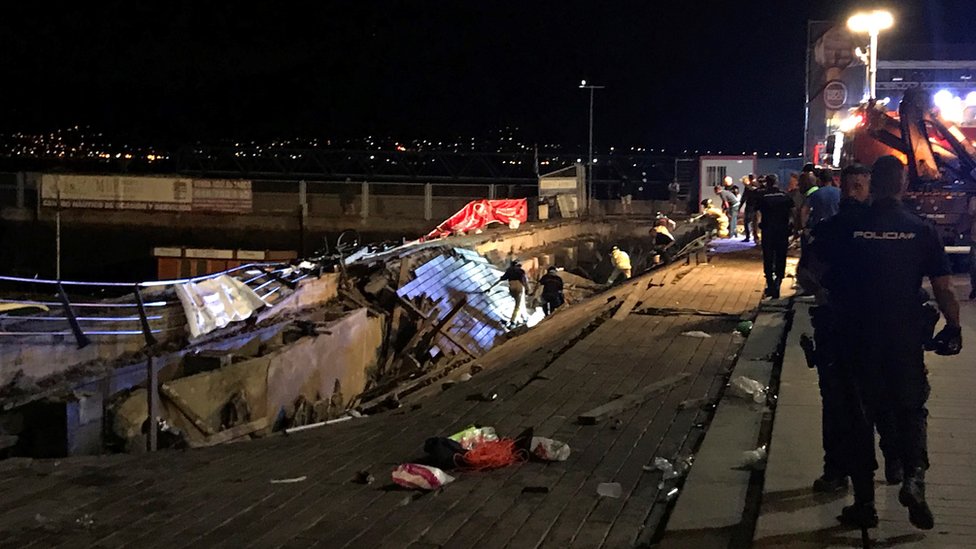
top-left (838, 475), bottom-right (879, 528)
top-left (899, 467), bottom-right (935, 530)
top-left (812, 474), bottom-right (848, 493)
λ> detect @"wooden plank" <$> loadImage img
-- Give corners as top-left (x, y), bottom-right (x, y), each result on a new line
top-left (577, 373), bottom-right (692, 425)
top-left (159, 383), bottom-right (216, 436)
top-left (398, 258), bottom-right (412, 289)
top-left (612, 279), bottom-right (647, 321)
top-left (190, 417), bottom-right (271, 448)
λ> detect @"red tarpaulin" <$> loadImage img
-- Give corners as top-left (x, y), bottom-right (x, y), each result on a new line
top-left (426, 199), bottom-right (528, 239)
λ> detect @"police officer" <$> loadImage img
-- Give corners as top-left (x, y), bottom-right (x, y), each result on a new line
top-left (538, 266), bottom-right (565, 316)
top-left (825, 156), bottom-right (962, 530)
top-left (757, 174), bottom-right (794, 298)
top-left (801, 163), bottom-right (903, 492)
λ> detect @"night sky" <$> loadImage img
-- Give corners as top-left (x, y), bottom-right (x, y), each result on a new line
top-left (2, 1), bottom-right (974, 152)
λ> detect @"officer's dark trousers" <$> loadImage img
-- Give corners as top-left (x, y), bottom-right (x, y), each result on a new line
top-left (813, 313), bottom-right (899, 480)
top-left (810, 307), bottom-right (846, 478)
top-left (761, 230), bottom-right (789, 284)
top-left (840, 333), bottom-right (929, 503)
top-left (542, 293), bottom-right (564, 316)
top-left (816, 361), bottom-right (847, 479)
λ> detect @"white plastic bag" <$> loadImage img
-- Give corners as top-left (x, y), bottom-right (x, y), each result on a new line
top-left (729, 375), bottom-right (767, 404)
top-left (530, 437), bottom-right (571, 461)
top-left (741, 445), bottom-right (768, 470)
top-left (391, 464), bottom-right (455, 490)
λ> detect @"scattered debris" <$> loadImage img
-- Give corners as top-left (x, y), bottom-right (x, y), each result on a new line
top-left (353, 470), bottom-right (375, 485)
top-left (424, 437), bottom-right (467, 470)
top-left (459, 438), bottom-right (525, 470)
top-left (270, 476), bottom-right (307, 484)
top-left (650, 455), bottom-right (694, 480)
top-left (74, 513), bottom-right (95, 530)
top-left (282, 413), bottom-right (357, 435)
top-left (680, 331), bottom-right (712, 339)
top-left (740, 445), bottom-right (768, 470)
top-left (392, 463), bottom-right (455, 490)
top-left (728, 376), bottom-right (768, 404)
top-left (578, 373), bottom-right (692, 425)
top-left (659, 487), bottom-right (680, 502)
top-left (597, 482), bottom-right (623, 498)
top-left (735, 320), bottom-right (754, 336)
top-left (530, 437), bottom-right (571, 461)
top-left (449, 425), bottom-right (498, 450)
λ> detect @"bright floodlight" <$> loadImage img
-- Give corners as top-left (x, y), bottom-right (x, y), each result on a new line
top-left (847, 10), bottom-right (894, 34)
top-left (580, 79), bottom-right (587, 87)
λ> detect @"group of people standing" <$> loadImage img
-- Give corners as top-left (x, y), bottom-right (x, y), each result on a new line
top-left (795, 157), bottom-right (963, 530)
top-left (699, 173), bottom-right (794, 298)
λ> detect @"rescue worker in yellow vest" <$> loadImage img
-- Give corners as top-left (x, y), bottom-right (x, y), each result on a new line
top-left (607, 246), bottom-right (632, 284)
top-left (700, 198), bottom-right (730, 238)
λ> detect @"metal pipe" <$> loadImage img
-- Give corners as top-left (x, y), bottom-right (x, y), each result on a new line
top-left (56, 282), bottom-right (90, 349)
top-left (134, 285), bottom-right (158, 347)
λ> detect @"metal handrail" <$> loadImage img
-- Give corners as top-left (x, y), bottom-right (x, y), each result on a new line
top-left (0, 262), bottom-right (280, 288)
top-left (0, 261), bottom-right (306, 346)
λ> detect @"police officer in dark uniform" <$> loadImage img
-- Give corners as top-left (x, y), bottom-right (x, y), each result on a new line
top-left (824, 156), bottom-right (962, 530)
top-left (801, 163), bottom-right (907, 493)
top-left (538, 266), bottom-right (565, 316)
top-left (756, 174), bottom-right (794, 298)
top-left (800, 163), bottom-right (872, 492)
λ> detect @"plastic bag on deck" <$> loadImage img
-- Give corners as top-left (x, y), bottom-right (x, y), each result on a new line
top-left (392, 463), bottom-right (456, 490)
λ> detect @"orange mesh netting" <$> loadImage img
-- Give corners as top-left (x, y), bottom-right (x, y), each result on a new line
top-left (457, 438), bottom-right (527, 471)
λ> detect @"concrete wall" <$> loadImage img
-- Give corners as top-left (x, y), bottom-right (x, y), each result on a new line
top-left (161, 356), bottom-right (272, 438)
top-left (265, 308), bottom-right (384, 419)
top-left (113, 307), bottom-right (383, 447)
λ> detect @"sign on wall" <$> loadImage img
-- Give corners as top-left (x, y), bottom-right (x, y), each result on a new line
top-left (39, 175), bottom-right (253, 213)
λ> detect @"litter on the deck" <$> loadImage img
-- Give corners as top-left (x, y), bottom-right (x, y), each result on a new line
top-left (353, 470), bottom-right (375, 485)
top-left (680, 331), bottom-right (712, 338)
top-left (729, 375), bottom-right (767, 404)
top-left (449, 425), bottom-right (499, 450)
top-left (459, 438), bottom-right (526, 470)
top-left (392, 463), bottom-right (455, 490)
top-left (741, 445), bottom-right (768, 470)
top-left (530, 437), bottom-right (571, 461)
top-left (597, 482), bottom-right (623, 498)
top-left (735, 320), bottom-right (754, 336)
top-left (270, 476), bottom-right (307, 484)
top-left (424, 437), bottom-right (467, 470)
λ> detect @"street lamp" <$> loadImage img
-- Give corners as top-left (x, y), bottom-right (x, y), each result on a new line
top-left (579, 79), bottom-right (604, 216)
top-left (847, 9), bottom-right (894, 99)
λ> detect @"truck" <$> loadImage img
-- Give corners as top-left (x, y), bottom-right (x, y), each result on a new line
top-left (837, 88), bottom-right (976, 255)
